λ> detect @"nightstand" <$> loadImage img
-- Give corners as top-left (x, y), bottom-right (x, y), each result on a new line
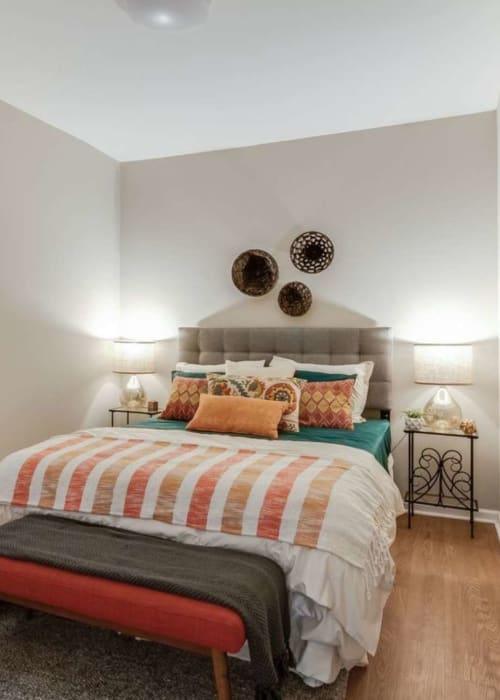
top-left (109, 407), bottom-right (162, 427)
top-left (405, 427), bottom-right (478, 537)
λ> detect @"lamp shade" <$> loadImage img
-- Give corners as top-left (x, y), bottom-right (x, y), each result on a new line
top-left (414, 344), bottom-right (472, 385)
top-left (113, 340), bottom-right (155, 375)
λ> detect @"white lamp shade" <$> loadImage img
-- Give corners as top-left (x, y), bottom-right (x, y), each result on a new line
top-left (414, 344), bottom-right (473, 385)
top-left (113, 340), bottom-right (155, 375)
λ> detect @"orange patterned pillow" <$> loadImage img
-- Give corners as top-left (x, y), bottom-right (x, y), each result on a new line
top-left (160, 376), bottom-right (208, 421)
top-left (299, 379), bottom-right (355, 430)
top-left (207, 374), bottom-right (305, 433)
top-left (187, 394), bottom-right (287, 439)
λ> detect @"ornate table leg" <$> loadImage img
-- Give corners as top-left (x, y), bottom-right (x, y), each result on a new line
top-left (470, 438), bottom-right (474, 539)
top-left (407, 431), bottom-right (413, 529)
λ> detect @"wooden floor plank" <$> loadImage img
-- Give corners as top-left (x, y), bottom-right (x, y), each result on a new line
top-left (347, 515), bottom-right (500, 700)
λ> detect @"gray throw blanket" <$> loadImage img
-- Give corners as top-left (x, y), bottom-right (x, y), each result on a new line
top-left (0, 515), bottom-right (292, 699)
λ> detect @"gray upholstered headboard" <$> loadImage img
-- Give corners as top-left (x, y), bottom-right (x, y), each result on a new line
top-left (178, 327), bottom-right (393, 417)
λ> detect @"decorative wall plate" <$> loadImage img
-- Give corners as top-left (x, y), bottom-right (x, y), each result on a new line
top-left (290, 231), bottom-right (334, 273)
top-left (232, 249), bottom-right (279, 296)
top-left (278, 281), bottom-right (312, 316)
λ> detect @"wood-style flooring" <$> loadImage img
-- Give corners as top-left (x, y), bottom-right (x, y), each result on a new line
top-left (347, 515), bottom-right (500, 700)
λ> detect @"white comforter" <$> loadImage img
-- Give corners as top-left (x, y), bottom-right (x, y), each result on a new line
top-left (0, 427), bottom-right (404, 686)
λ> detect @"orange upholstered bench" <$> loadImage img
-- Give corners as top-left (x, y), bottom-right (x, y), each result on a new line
top-left (0, 556), bottom-right (246, 700)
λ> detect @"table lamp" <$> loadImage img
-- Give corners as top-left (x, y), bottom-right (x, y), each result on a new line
top-left (414, 344), bottom-right (473, 430)
top-left (113, 340), bottom-right (156, 409)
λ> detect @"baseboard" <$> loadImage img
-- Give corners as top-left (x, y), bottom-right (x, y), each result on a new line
top-left (405, 504), bottom-right (500, 542)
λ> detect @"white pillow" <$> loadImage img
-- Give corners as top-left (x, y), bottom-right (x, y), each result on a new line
top-left (270, 356), bottom-right (374, 423)
top-left (176, 360), bottom-right (265, 374)
top-left (225, 359), bottom-right (295, 378)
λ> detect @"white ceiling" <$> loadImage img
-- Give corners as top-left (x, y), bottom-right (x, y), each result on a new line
top-left (1, 0), bottom-right (500, 162)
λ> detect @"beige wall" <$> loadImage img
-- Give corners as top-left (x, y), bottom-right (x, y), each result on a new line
top-left (1, 101), bottom-right (496, 509)
top-left (498, 96), bottom-right (500, 512)
top-left (121, 112), bottom-right (499, 509)
top-left (0, 100), bottom-right (120, 458)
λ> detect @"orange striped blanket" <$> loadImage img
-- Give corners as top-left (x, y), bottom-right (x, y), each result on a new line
top-left (0, 431), bottom-right (354, 555)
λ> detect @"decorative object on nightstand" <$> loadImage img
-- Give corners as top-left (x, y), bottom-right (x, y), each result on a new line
top-left (109, 406), bottom-right (162, 427)
top-left (113, 339), bottom-right (156, 409)
top-left (460, 419), bottom-right (477, 435)
top-left (405, 426), bottom-right (478, 537)
top-left (414, 344), bottom-right (473, 430)
top-left (403, 409), bottom-right (425, 431)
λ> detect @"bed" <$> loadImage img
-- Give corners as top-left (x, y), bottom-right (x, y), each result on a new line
top-left (0, 326), bottom-right (404, 688)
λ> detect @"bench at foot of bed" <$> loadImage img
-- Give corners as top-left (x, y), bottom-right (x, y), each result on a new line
top-left (0, 557), bottom-right (246, 700)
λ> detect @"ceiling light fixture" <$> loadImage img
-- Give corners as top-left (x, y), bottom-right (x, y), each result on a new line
top-left (116, 0), bottom-right (212, 30)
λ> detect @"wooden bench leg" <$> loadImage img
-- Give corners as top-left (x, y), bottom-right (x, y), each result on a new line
top-left (211, 649), bottom-right (231, 700)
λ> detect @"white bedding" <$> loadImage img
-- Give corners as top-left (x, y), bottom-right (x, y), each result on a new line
top-left (0, 427), bottom-right (404, 687)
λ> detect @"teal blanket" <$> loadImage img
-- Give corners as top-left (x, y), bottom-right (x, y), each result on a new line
top-left (129, 418), bottom-right (391, 471)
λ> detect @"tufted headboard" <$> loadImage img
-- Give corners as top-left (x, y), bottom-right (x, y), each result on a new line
top-left (178, 327), bottom-right (393, 417)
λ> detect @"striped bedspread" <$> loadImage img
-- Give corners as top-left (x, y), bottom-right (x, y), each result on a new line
top-left (0, 431), bottom-right (354, 555)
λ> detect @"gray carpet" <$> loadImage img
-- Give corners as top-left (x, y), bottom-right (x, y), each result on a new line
top-left (0, 604), bottom-right (348, 699)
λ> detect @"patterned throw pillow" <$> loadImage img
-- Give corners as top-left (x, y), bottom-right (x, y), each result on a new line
top-left (207, 374), bottom-right (305, 433)
top-left (160, 376), bottom-right (208, 421)
top-left (272, 356), bottom-right (373, 423)
top-left (299, 379), bottom-right (355, 430)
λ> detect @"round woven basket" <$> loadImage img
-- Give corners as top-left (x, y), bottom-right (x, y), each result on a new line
top-left (231, 249), bottom-right (279, 297)
top-left (278, 281), bottom-right (312, 316)
top-left (290, 231), bottom-right (334, 273)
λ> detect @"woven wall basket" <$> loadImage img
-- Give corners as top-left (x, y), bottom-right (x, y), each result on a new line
top-left (232, 249), bottom-right (279, 296)
top-left (278, 281), bottom-right (312, 316)
top-left (290, 231), bottom-right (334, 273)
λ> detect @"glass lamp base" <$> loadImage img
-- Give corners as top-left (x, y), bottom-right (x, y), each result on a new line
top-left (120, 375), bottom-right (146, 409)
top-left (424, 386), bottom-right (462, 431)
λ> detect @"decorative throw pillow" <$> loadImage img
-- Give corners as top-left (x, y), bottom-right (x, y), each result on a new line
top-left (171, 370), bottom-right (224, 380)
top-left (299, 379), bottom-right (355, 430)
top-left (176, 360), bottom-right (265, 374)
top-left (225, 360), bottom-right (295, 378)
top-left (160, 376), bottom-right (208, 421)
top-left (207, 374), bottom-right (305, 433)
top-left (271, 356), bottom-right (374, 423)
top-left (176, 362), bottom-right (226, 373)
top-left (294, 370), bottom-right (357, 382)
top-left (186, 394), bottom-right (287, 439)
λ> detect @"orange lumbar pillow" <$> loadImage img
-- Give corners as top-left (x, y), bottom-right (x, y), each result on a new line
top-left (186, 394), bottom-right (287, 439)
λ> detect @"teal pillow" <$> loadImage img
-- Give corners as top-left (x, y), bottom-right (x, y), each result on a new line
top-left (294, 370), bottom-right (357, 382)
top-left (171, 370), bottom-right (223, 381)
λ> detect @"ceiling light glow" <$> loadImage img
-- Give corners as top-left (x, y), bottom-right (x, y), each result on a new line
top-left (154, 13), bottom-right (171, 25)
top-left (116, 0), bottom-right (212, 30)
